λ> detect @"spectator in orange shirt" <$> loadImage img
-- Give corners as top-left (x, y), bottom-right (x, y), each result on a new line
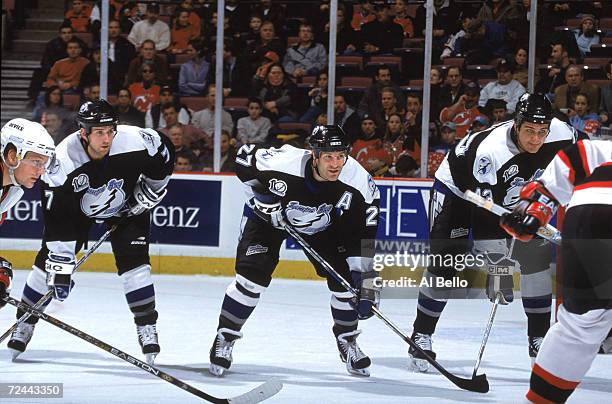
top-left (392, 0), bottom-right (415, 38)
top-left (126, 39), bottom-right (169, 85)
top-left (178, 0), bottom-right (202, 34)
top-left (128, 62), bottom-right (161, 113)
top-left (45, 39), bottom-right (89, 94)
top-left (64, 0), bottom-right (92, 33)
top-left (168, 8), bottom-right (201, 56)
top-left (439, 80), bottom-right (486, 139)
top-left (351, 0), bottom-right (376, 30)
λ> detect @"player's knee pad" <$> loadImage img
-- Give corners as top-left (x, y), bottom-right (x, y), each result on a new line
top-left (521, 268), bottom-right (552, 301)
top-left (22, 266), bottom-right (51, 306)
top-left (330, 291), bottom-right (358, 327)
top-left (122, 264), bottom-right (153, 294)
top-left (558, 305), bottom-right (612, 345)
top-left (225, 274), bottom-right (266, 307)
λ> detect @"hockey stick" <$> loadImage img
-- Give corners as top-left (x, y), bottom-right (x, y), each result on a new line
top-left (472, 292), bottom-right (501, 377)
top-left (0, 223), bottom-right (119, 344)
top-left (463, 190), bottom-right (562, 245)
top-left (2, 296), bottom-right (282, 404)
top-left (282, 223), bottom-right (489, 393)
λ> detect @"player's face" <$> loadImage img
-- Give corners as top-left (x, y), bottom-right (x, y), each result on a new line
top-left (313, 151), bottom-right (347, 181)
top-left (82, 126), bottom-right (115, 159)
top-left (13, 151), bottom-right (50, 189)
top-left (516, 122), bottom-right (549, 153)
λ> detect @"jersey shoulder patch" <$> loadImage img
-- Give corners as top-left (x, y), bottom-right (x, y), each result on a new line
top-left (111, 125), bottom-right (162, 157)
top-left (339, 157), bottom-right (380, 203)
top-left (472, 122), bottom-right (514, 185)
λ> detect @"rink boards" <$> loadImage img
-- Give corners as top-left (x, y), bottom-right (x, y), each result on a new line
top-left (0, 173), bottom-right (433, 279)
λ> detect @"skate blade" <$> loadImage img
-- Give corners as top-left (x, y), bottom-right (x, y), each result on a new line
top-left (9, 348), bottom-right (23, 361)
top-left (145, 353), bottom-right (157, 365)
top-left (410, 356), bottom-right (430, 373)
top-left (347, 366), bottom-right (370, 377)
top-left (209, 363), bottom-right (227, 377)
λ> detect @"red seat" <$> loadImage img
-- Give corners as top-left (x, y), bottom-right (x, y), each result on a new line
top-left (583, 58), bottom-right (609, 67)
top-left (300, 76), bottom-right (316, 85)
top-left (224, 97), bottom-right (248, 108)
top-left (181, 97), bottom-right (208, 112)
top-left (443, 57), bottom-right (465, 67)
top-left (336, 55), bottom-right (364, 70)
top-left (340, 76), bottom-right (372, 87)
top-left (63, 94), bottom-right (81, 110)
top-left (600, 18), bottom-right (612, 30)
top-left (277, 122), bottom-right (311, 133)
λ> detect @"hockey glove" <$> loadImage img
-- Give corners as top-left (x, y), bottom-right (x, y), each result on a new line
top-left (45, 253), bottom-right (76, 301)
top-left (350, 270), bottom-right (381, 320)
top-left (0, 256), bottom-right (13, 308)
top-left (252, 193), bottom-right (286, 230)
top-left (125, 179), bottom-right (167, 217)
top-left (500, 181), bottom-right (558, 242)
top-left (474, 240), bottom-right (516, 305)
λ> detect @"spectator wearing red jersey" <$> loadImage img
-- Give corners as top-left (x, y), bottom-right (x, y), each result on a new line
top-left (64, 0), bottom-right (92, 33)
top-left (439, 80), bottom-right (486, 139)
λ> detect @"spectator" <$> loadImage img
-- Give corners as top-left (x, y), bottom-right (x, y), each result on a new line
top-left (351, 115), bottom-right (392, 175)
top-left (201, 11), bottom-right (234, 51)
top-left (485, 98), bottom-right (510, 124)
top-left (189, 137), bottom-right (213, 171)
top-left (390, 153), bottom-right (419, 177)
top-left (223, 0), bottom-right (250, 34)
top-left (441, 80), bottom-right (486, 138)
top-left (127, 2), bottom-right (170, 51)
top-left (430, 66), bottom-right (446, 122)
top-left (220, 130), bottom-right (238, 173)
top-left (238, 14), bottom-right (263, 47)
top-left (470, 115), bottom-right (490, 134)
top-left (177, 0), bottom-right (202, 34)
top-left (354, 114), bottom-right (379, 143)
top-left (478, 58), bottom-right (526, 113)
top-left (375, 87), bottom-right (404, 129)
top-left (433, 121), bottom-right (458, 153)
top-left (167, 123), bottom-right (190, 153)
top-left (392, 0), bottom-right (415, 38)
top-left (128, 62), bottom-right (161, 113)
top-left (574, 14), bottom-right (600, 58)
top-left (158, 103), bottom-right (185, 133)
top-left (251, 0), bottom-right (286, 37)
top-left (404, 93), bottom-right (423, 141)
top-left (251, 63), bottom-right (301, 122)
top-left (283, 23), bottom-right (327, 79)
top-left (175, 150), bottom-right (196, 172)
top-left (319, 4), bottom-right (360, 55)
top-left (244, 20), bottom-right (285, 76)
top-left (191, 84), bottom-right (234, 136)
top-left (358, 65), bottom-right (405, 120)
top-left (39, 23), bottom-right (89, 75)
top-left (80, 47), bottom-right (122, 93)
top-left (300, 71), bottom-right (329, 123)
top-left (126, 39), bottom-right (169, 85)
top-left (476, 0), bottom-right (521, 30)
top-left (205, 40), bottom-right (249, 97)
top-left (351, 0), bottom-right (376, 31)
top-left (32, 86), bottom-right (70, 124)
top-left (460, 18), bottom-right (509, 65)
top-left (146, 86), bottom-right (190, 129)
top-left (568, 93), bottom-right (600, 136)
top-left (415, 0), bottom-right (460, 57)
top-left (107, 19), bottom-right (136, 80)
top-left (512, 47), bottom-right (539, 89)
top-left (118, 1), bottom-right (141, 34)
top-left (554, 65), bottom-right (600, 114)
top-left (81, 84), bottom-right (101, 103)
top-left (113, 87), bottom-right (145, 127)
top-left (45, 39), bottom-right (89, 94)
top-left (360, 4), bottom-right (404, 54)
top-left (439, 65), bottom-right (467, 109)
top-left (168, 8), bottom-right (201, 56)
top-left (42, 111), bottom-right (68, 144)
top-left (440, 12), bottom-right (473, 60)
top-left (333, 94), bottom-right (361, 142)
top-left (599, 61), bottom-right (612, 128)
top-left (535, 41), bottom-right (571, 94)
top-left (383, 112), bottom-right (413, 166)
top-left (178, 40), bottom-right (210, 96)
top-left (236, 97), bottom-right (272, 145)
top-left (64, 0), bottom-right (92, 33)
top-left (162, 118), bottom-right (208, 148)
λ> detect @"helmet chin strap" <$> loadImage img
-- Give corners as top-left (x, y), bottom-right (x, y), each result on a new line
top-left (2, 155), bottom-right (22, 187)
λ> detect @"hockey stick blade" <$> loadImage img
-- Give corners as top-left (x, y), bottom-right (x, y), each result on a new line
top-left (3, 297), bottom-right (282, 403)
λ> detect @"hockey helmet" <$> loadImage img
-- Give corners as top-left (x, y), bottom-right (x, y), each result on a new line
top-left (1, 118), bottom-right (56, 172)
top-left (309, 125), bottom-right (350, 156)
top-left (77, 99), bottom-right (118, 134)
top-left (514, 93), bottom-right (553, 128)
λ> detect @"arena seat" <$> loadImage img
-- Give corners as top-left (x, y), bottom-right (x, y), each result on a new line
top-left (181, 97), bottom-right (208, 112)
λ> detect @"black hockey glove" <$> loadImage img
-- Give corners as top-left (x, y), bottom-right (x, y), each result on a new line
top-left (124, 179), bottom-right (167, 217)
top-left (350, 270), bottom-right (381, 320)
top-left (474, 240), bottom-right (516, 305)
top-left (0, 256), bottom-right (13, 308)
top-left (45, 253), bottom-right (76, 301)
top-left (251, 192), bottom-right (286, 230)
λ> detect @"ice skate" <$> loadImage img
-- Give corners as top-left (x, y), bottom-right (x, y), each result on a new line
top-left (409, 332), bottom-right (436, 372)
top-left (136, 324), bottom-right (160, 365)
top-left (7, 322), bottom-right (36, 361)
top-left (336, 330), bottom-right (371, 377)
top-left (529, 336), bottom-right (544, 365)
top-left (209, 328), bottom-right (243, 376)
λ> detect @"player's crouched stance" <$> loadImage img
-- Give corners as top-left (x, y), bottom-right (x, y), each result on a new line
top-left (208, 125), bottom-right (381, 377)
top-left (501, 139), bottom-right (612, 403)
top-left (8, 100), bottom-right (175, 365)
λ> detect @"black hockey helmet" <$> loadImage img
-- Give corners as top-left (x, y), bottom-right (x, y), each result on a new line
top-left (514, 93), bottom-right (553, 128)
top-left (77, 99), bottom-right (118, 134)
top-left (308, 125), bottom-right (350, 156)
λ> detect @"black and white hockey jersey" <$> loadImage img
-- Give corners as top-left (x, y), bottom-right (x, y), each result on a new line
top-left (235, 144), bottom-right (380, 272)
top-left (539, 139), bottom-right (612, 210)
top-left (435, 118), bottom-right (584, 238)
top-left (40, 125), bottom-right (174, 257)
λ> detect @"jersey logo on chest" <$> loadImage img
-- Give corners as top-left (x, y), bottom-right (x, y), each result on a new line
top-left (80, 178), bottom-right (126, 218)
top-left (285, 201), bottom-right (333, 235)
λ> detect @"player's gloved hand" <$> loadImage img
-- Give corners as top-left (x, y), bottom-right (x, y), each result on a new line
top-left (350, 270), bottom-right (381, 319)
top-left (474, 239), bottom-right (516, 305)
top-left (252, 193), bottom-right (286, 230)
top-left (125, 179), bottom-right (167, 217)
top-left (0, 256), bottom-right (13, 308)
top-left (44, 253), bottom-right (76, 301)
top-left (500, 181), bottom-right (558, 242)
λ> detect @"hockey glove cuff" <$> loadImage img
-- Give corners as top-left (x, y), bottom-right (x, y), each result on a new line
top-left (45, 253), bottom-right (76, 301)
top-left (350, 270), bottom-right (381, 320)
top-left (252, 194), bottom-right (286, 230)
top-left (126, 179), bottom-right (167, 217)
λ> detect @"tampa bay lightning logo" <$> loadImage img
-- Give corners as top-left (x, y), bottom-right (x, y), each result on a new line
top-left (477, 157), bottom-right (492, 175)
top-left (80, 178), bottom-right (126, 218)
top-left (285, 201), bottom-right (333, 235)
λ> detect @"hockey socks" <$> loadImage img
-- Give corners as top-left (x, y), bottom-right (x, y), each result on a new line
top-left (218, 275), bottom-right (266, 330)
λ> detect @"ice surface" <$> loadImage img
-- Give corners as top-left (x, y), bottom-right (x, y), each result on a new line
top-left (1, 270), bottom-right (610, 403)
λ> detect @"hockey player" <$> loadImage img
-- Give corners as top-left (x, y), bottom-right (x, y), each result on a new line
top-left (500, 139), bottom-right (612, 403)
top-left (1, 118), bottom-right (56, 310)
top-left (208, 125), bottom-right (381, 377)
top-left (409, 93), bottom-right (586, 372)
top-left (7, 100), bottom-right (175, 365)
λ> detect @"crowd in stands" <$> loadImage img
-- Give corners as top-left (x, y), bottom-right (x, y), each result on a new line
top-left (28, 0), bottom-right (612, 177)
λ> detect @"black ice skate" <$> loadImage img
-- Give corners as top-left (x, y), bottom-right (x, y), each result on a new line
top-left (209, 328), bottom-right (243, 376)
top-left (336, 330), bottom-right (371, 377)
top-left (409, 332), bottom-right (436, 373)
top-left (7, 322), bottom-right (36, 361)
top-left (136, 324), bottom-right (160, 365)
top-left (529, 336), bottom-right (544, 364)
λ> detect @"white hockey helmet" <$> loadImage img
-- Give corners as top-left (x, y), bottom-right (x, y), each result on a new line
top-left (1, 118), bottom-right (56, 184)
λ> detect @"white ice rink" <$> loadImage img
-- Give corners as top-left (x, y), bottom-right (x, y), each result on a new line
top-left (1, 270), bottom-right (610, 403)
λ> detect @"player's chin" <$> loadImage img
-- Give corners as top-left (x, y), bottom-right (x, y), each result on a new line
top-left (326, 170), bottom-right (340, 180)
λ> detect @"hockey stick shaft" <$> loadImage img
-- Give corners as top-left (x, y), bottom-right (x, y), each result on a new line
top-left (472, 292), bottom-right (500, 377)
top-left (282, 224), bottom-right (489, 393)
top-left (2, 296), bottom-right (281, 404)
top-left (0, 224), bottom-right (118, 343)
top-left (464, 190), bottom-right (562, 245)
